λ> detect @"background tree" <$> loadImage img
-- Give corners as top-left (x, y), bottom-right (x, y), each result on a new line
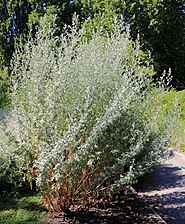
top-left (73, 0), bottom-right (125, 36)
top-left (0, 0), bottom-right (32, 69)
top-left (73, 0), bottom-right (185, 89)
top-left (123, 0), bottom-right (185, 89)
top-left (0, 0), bottom-right (32, 109)
top-left (28, 0), bottom-right (72, 30)
top-left (0, 0), bottom-right (72, 70)
top-left (0, 0), bottom-right (184, 88)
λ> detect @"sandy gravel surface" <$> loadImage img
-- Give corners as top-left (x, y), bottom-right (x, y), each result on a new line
top-left (134, 161), bottom-right (185, 224)
top-left (169, 149), bottom-right (185, 168)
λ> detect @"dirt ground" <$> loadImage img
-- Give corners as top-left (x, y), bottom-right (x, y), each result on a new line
top-left (44, 187), bottom-right (166, 224)
top-left (44, 150), bottom-right (185, 224)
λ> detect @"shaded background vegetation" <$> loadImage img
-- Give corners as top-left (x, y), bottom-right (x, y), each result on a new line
top-left (0, 0), bottom-right (185, 89)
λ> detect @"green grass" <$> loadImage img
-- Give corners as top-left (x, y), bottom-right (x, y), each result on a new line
top-left (0, 192), bottom-right (46, 224)
top-left (163, 89), bottom-right (185, 152)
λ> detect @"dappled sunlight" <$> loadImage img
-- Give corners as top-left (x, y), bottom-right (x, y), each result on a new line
top-left (135, 164), bottom-right (185, 224)
top-left (144, 191), bottom-right (185, 224)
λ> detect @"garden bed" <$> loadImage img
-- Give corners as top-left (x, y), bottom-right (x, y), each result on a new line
top-left (45, 187), bottom-right (166, 224)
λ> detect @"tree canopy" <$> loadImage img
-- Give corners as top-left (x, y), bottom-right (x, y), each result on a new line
top-left (0, 0), bottom-right (31, 67)
top-left (0, 0), bottom-right (185, 88)
top-left (123, 0), bottom-right (185, 88)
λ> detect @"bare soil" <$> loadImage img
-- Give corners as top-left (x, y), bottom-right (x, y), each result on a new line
top-left (44, 187), bottom-right (165, 224)
top-left (44, 150), bottom-right (185, 224)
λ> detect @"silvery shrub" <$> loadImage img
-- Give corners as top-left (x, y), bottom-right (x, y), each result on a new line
top-left (0, 17), bottom-right (178, 210)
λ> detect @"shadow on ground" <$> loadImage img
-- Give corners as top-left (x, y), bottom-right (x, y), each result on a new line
top-left (134, 164), bottom-right (185, 224)
top-left (45, 189), bottom-right (165, 224)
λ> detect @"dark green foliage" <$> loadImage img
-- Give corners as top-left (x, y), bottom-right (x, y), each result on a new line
top-left (73, 0), bottom-right (125, 36)
top-left (0, 0), bottom-right (32, 68)
top-left (28, 0), bottom-right (72, 30)
top-left (0, 67), bottom-right (11, 108)
top-left (0, 159), bottom-right (21, 197)
top-left (124, 0), bottom-right (185, 89)
top-left (0, 0), bottom-right (184, 88)
top-left (0, 0), bottom-right (72, 69)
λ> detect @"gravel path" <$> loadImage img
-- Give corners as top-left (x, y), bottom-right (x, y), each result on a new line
top-left (134, 150), bottom-right (185, 224)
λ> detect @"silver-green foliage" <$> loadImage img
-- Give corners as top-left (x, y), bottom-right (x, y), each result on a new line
top-left (0, 17), bottom-right (178, 210)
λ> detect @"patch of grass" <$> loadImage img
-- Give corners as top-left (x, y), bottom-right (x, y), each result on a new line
top-left (163, 89), bottom-right (185, 152)
top-left (0, 192), bottom-right (46, 224)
